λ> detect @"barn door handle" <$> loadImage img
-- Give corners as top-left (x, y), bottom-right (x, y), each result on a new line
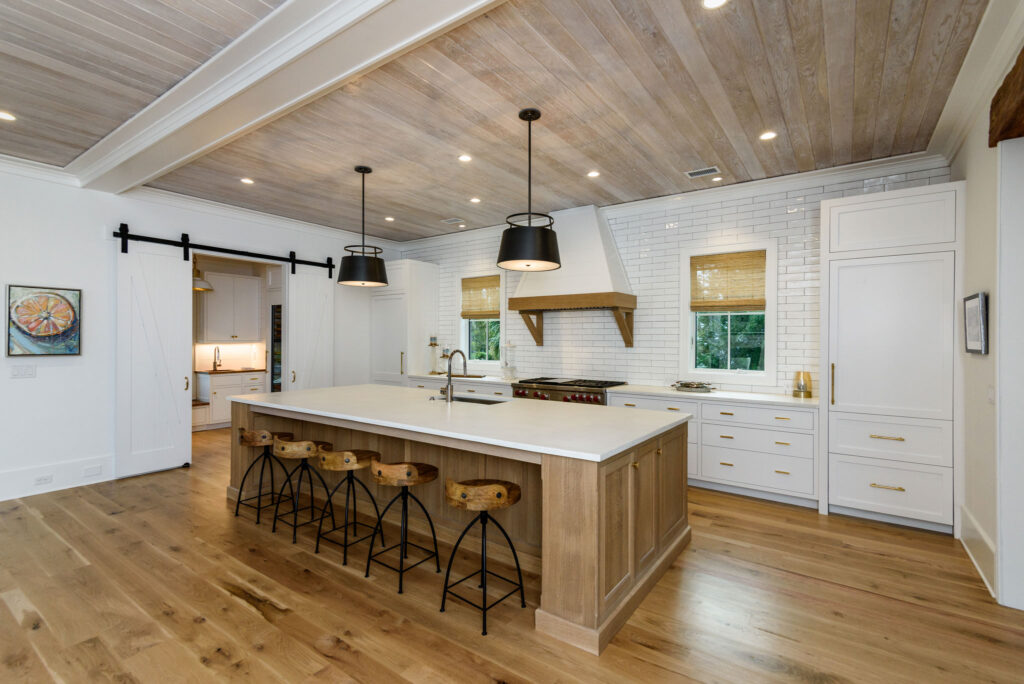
top-left (291, 370), bottom-right (296, 383)
top-left (185, 376), bottom-right (189, 391)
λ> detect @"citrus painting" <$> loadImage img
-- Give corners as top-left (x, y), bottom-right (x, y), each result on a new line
top-left (7, 285), bottom-right (81, 356)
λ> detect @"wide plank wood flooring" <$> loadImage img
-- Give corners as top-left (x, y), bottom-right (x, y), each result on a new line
top-left (1, 428), bottom-right (1021, 682)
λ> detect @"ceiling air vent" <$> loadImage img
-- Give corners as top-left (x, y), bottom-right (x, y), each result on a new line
top-left (440, 217), bottom-right (465, 225)
top-left (686, 165), bottom-right (721, 179)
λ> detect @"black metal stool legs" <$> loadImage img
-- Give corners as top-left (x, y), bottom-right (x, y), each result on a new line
top-left (315, 471), bottom-right (383, 563)
top-left (440, 511), bottom-right (526, 635)
top-left (271, 460), bottom-right (332, 543)
top-left (235, 447), bottom-right (288, 523)
top-left (365, 486), bottom-right (441, 593)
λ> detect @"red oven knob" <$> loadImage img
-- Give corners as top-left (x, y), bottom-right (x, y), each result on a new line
top-left (572, 394), bottom-right (579, 401)
top-left (588, 395), bottom-right (597, 403)
top-left (563, 396), bottom-right (570, 401)
top-left (542, 393), bottom-right (549, 400)
top-left (533, 391), bottom-right (539, 398)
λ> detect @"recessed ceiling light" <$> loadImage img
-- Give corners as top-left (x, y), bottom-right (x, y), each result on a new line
top-left (0, 111), bottom-right (16, 122)
top-left (240, 177), bottom-right (255, 184)
top-left (711, 176), bottom-right (723, 182)
top-left (759, 130), bottom-right (778, 141)
top-left (458, 154), bottom-right (472, 162)
top-left (702, 0), bottom-right (728, 8)
top-left (384, 216), bottom-right (395, 222)
top-left (470, 197), bottom-right (481, 203)
top-left (459, 224), bottom-right (466, 228)
top-left (587, 170), bottom-right (600, 178)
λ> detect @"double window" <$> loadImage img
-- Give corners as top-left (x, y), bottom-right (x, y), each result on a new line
top-left (461, 275), bottom-right (500, 362)
top-left (682, 244), bottom-right (776, 384)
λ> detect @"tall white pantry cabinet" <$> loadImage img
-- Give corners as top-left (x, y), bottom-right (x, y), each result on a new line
top-left (820, 182), bottom-right (965, 533)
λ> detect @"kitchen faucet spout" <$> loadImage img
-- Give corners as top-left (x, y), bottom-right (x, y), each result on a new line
top-left (445, 350), bottom-right (467, 403)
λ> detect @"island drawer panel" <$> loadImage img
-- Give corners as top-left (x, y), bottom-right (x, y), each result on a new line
top-left (701, 423), bottom-right (813, 459)
top-left (701, 403), bottom-right (814, 430)
top-left (700, 445), bottom-right (814, 495)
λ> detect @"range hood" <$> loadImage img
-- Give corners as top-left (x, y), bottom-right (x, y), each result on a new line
top-left (508, 205), bottom-right (636, 346)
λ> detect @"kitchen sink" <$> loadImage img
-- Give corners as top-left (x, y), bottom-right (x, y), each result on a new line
top-left (428, 395), bottom-right (504, 405)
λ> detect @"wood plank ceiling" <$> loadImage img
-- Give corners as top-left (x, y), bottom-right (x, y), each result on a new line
top-left (0, 0), bottom-right (284, 167)
top-left (148, 0), bottom-right (987, 241)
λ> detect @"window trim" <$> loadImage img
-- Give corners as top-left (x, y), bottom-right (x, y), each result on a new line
top-left (458, 269), bottom-right (504, 374)
top-left (679, 240), bottom-right (777, 386)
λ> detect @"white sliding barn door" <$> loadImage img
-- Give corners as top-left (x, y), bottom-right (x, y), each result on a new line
top-left (116, 243), bottom-right (192, 478)
top-left (285, 266), bottom-right (335, 390)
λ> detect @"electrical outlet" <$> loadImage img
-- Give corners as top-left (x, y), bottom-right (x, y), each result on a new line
top-left (83, 465), bottom-right (102, 478)
top-left (9, 365), bottom-right (36, 379)
top-left (33, 474), bottom-right (53, 486)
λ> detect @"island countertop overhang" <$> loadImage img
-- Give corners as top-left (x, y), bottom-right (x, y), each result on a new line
top-left (229, 384), bottom-right (690, 462)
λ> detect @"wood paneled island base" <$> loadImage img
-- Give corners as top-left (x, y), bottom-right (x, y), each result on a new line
top-left (229, 386), bottom-right (690, 654)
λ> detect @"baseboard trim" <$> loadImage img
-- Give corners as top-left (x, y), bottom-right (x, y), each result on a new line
top-left (535, 525), bottom-right (692, 655)
top-left (0, 454), bottom-right (114, 503)
top-left (689, 478), bottom-right (818, 508)
top-left (828, 505), bottom-right (953, 534)
top-left (960, 506), bottom-right (997, 598)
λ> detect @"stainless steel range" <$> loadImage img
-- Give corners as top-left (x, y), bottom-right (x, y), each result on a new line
top-left (511, 377), bottom-right (626, 405)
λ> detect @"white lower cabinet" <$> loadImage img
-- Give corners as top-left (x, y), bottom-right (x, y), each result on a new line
top-left (198, 372), bottom-right (266, 425)
top-left (828, 453), bottom-right (953, 524)
top-left (701, 446), bottom-right (815, 496)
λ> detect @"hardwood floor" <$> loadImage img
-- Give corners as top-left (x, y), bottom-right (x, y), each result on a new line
top-left (1, 428), bottom-right (1021, 682)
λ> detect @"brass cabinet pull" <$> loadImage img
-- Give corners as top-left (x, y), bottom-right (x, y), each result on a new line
top-left (400, 351), bottom-right (405, 375)
top-left (870, 483), bottom-right (906, 492)
top-left (185, 376), bottom-right (189, 391)
top-left (624, 402), bottom-right (637, 407)
top-left (667, 407), bottom-right (681, 411)
top-left (656, 448), bottom-right (662, 456)
top-left (870, 434), bottom-right (906, 442)
top-left (774, 416), bottom-right (791, 421)
top-left (249, 387), bottom-right (259, 391)
top-left (631, 461), bottom-right (640, 469)
top-left (774, 470), bottom-right (790, 475)
top-left (831, 363), bottom-right (835, 405)
top-left (494, 391), bottom-right (503, 395)
top-left (467, 389), bottom-right (476, 393)
top-left (417, 384), bottom-right (425, 388)
top-left (231, 335), bottom-right (238, 339)
top-left (720, 435), bottom-right (734, 439)
top-left (719, 461), bottom-right (734, 467)
top-left (775, 441), bottom-right (791, 446)
top-left (720, 411), bottom-right (734, 416)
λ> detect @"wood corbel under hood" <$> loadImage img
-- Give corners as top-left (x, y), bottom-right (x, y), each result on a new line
top-left (507, 292), bottom-right (636, 347)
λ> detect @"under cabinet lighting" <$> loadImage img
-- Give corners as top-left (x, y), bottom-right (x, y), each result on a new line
top-left (458, 154), bottom-right (472, 162)
top-left (384, 216), bottom-right (395, 222)
top-left (470, 197), bottom-right (481, 203)
top-left (587, 170), bottom-right (600, 178)
top-left (759, 131), bottom-right (778, 141)
top-left (240, 177), bottom-right (255, 184)
top-left (0, 111), bottom-right (15, 122)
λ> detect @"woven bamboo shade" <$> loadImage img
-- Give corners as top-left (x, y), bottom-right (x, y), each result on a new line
top-left (461, 275), bottom-right (501, 319)
top-left (690, 250), bottom-right (766, 312)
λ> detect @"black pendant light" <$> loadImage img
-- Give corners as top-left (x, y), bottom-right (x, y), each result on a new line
top-left (497, 108), bottom-right (560, 271)
top-left (338, 165), bottom-right (388, 287)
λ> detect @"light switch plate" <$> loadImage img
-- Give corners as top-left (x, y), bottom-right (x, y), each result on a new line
top-left (10, 365), bottom-right (36, 379)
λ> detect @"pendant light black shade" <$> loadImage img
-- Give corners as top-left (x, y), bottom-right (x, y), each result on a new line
top-left (497, 108), bottom-right (560, 272)
top-left (339, 165), bottom-right (388, 287)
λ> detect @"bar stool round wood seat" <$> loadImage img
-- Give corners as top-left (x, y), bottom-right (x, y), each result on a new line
top-left (440, 479), bottom-right (526, 636)
top-left (364, 461), bottom-right (441, 593)
top-left (235, 429), bottom-right (294, 523)
top-left (313, 447), bottom-right (385, 564)
top-left (270, 437), bottom-right (334, 543)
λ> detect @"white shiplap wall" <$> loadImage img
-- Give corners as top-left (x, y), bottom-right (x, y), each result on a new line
top-left (400, 159), bottom-right (951, 394)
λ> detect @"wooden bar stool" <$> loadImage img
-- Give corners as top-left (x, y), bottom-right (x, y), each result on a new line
top-left (235, 429), bottom-right (294, 523)
top-left (440, 479), bottom-right (526, 636)
top-left (314, 446), bottom-right (385, 564)
top-left (270, 437), bottom-right (334, 543)
top-left (364, 461), bottom-right (441, 593)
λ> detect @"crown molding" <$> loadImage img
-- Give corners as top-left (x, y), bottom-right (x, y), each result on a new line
top-left (67, 0), bottom-right (503, 193)
top-left (929, 0), bottom-right (1024, 161)
top-left (0, 154), bottom-right (79, 187)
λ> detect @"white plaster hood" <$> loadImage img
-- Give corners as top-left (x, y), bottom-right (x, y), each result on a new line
top-left (508, 205), bottom-right (636, 346)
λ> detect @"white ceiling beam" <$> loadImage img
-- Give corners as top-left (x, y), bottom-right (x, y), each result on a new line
top-left (67, 0), bottom-right (504, 193)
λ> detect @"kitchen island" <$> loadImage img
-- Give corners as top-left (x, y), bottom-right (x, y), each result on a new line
top-left (229, 384), bottom-right (690, 654)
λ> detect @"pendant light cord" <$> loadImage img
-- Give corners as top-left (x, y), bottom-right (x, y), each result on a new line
top-left (361, 171), bottom-right (366, 249)
top-left (527, 118), bottom-right (532, 219)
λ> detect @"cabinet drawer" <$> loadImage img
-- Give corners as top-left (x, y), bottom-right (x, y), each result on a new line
top-left (829, 453), bottom-right (952, 524)
top-left (611, 396), bottom-right (698, 443)
top-left (826, 187), bottom-right (957, 253)
top-left (702, 423), bottom-right (813, 459)
top-left (701, 403), bottom-right (814, 430)
top-left (242, 384), bottom-right (265, 394)
top-left (457, 380), bottom-right (512, 397)
top-left (210, 374), bottom-right (243, 389)
top-left (242, 373), bottom-right (265, 384)
top-left (830, 413), bottom-right (952, 467)
top-left (700, 446), bottom-right (814, 495)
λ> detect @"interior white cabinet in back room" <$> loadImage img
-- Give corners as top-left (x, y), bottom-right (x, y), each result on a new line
top-left (197, 272), bottom-right (262, 343)
top-left (369, 260), bottom-right (439, 385)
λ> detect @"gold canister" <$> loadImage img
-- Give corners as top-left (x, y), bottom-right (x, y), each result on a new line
top-left (793, 371), bottom-right (812, 398)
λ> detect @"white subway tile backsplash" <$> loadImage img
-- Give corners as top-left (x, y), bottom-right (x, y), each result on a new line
top-left (399, 164), bottom-right (947, 392)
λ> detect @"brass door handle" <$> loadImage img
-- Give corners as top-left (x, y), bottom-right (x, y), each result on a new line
top-left (870, 434), bottom-right (906, 441)
top-left (720, 435), bottom-right (734, 439)
top-left (624, 402), bottom-right (636, 407)
top-left (291, 370), bottom-right (296, 383)
top-left (775, 441), bottom-right (791, 446)
top-left (720, 411), bottom-right (734, 416)
top-left (400, 351), bottom-right (405, 375)
top-left (774, 470), bottom-right (790, 475)
top-left (631, 462), bottom-right (640, 469)
top-left (185, 376), bottom-right (189, 391)
top-left (870, 483), bottom-right (906, 492)
top-left (831, 363), bottom-right (835, 405)
top-left (719, 461), bottom-right (734, 467)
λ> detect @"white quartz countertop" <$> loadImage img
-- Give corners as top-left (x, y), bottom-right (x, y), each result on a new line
top-left (230, 384), bottom-right (689, 461)
top-left (607, 384), bottom-right (820, 408)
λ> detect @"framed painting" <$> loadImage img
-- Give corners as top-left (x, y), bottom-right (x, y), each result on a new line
top-left (7, 285), bottom-right (81, 356)
top-left (963, 292), bottom-right (988, 355)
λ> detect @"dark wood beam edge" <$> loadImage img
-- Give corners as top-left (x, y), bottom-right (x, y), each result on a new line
top-left (990, 45), bottom-right (1024, 147)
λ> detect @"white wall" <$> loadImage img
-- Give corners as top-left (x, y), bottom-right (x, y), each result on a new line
top-left (950, 107), bottom-right (999, 591)
top-left (0, 170), bottom-right (370, 501)
top-left (401, 157), bottom-right (950, 393)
